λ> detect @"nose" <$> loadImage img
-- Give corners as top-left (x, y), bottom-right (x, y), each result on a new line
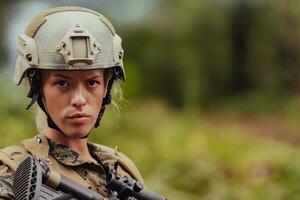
top-left (71, 85), bottom-right (87, 108)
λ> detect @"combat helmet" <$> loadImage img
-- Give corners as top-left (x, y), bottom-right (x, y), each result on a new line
top-left (14, 6), bottom-right (125, 130)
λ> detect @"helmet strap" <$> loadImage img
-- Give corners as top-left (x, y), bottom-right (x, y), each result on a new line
top-left (26, 69), bottom-right (63, 132)
top-left (94, 69), bottom-right (117, 128)
top-left (36, 96), bottom-right (62, 132)
top-left (26, 70), bottom-right (41, 110)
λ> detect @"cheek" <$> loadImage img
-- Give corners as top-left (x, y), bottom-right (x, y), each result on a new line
top-left (42, 87), bottom-right (68, 118)
top-left (87, 86), bottom-right (106, 119)
top-left (90, 92), bottom-right (105, 114)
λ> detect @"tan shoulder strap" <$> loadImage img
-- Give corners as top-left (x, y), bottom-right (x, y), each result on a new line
top-left (117, 151), bottom-right (144, 183)
top-left (21, 135), bottom-right (49, 158)
top-left (95, 144), bottom-right (144, 183)
top-left (0, 145), bottom-right (28, 171)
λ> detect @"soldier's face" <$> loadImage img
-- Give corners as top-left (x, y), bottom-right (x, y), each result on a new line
top-left (40, 69), bottom-right (108, 138)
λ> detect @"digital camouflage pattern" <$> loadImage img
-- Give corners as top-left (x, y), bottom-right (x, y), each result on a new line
top-left (0, 165), bottom-right (14, 200)
top-left (48, 139), bottom-right (109, 195)
top-left (0, 136), bottom-right (142, 199)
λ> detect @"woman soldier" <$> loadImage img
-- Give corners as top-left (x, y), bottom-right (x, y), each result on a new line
top-left (0, 6), bottom-right (144, 199)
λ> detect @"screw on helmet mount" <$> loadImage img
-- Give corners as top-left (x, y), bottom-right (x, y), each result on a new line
top-left (14, 6), bottom-right (126, 132)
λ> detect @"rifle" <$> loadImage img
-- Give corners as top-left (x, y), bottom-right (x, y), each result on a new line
top-left (12, 155), bottom-right (166, 200)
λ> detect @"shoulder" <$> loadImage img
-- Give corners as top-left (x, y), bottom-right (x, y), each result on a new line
top-left (0, 145), bottom-right (27, 200)
top-left (91, 143), bottom-right (144, 183)
top-left (0, 145), bottom-right (28, 172)
top-left (0, 161), bottom-right (15, 199)
top-left (0, 176), bottom-right (14, 200)
top-left (0, 135), bottom-right (49, 171)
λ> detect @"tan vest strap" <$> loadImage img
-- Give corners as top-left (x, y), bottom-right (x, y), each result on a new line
top-left (49, 156), bottom-right (90, 188)
top-left (45, 165), bottom-right (61, 189)
top-left (97, 144), bottom-right (144, 183)
top-left (118, 153), bottom-right (144, 184)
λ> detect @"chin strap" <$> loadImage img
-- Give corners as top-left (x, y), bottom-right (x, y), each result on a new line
top-left (94, 66), bottom-right (124, 128)
top-left (26, 69), bottom-right (63, 132)
top-left (94, 79), bottom-right (113, 128)
top-left (26, 70), bottom-right (40, 110)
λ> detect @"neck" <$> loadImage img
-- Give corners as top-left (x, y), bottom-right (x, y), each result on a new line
top-left (45, 128), bottom-right (97, 163)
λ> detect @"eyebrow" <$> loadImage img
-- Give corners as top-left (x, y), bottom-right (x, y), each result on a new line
top-left (53, 74), bottom-right (72, 80)
top-left (86, 75), bottom-right (101, 80)
top-left (52, 74), bottom-right (101, 80)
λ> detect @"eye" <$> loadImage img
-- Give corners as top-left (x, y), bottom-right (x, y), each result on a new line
top-left (87, 80), bottom-right (100, 87)
top-left (55, 80), bottom-right (69, 88)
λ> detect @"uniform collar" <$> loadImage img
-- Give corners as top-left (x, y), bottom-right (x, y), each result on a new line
top-left (21, 134), bottom-right (119, 172)
top-left (48, 138), bottom-right (102, 166)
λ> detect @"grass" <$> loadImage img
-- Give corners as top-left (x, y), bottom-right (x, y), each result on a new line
top-left (93, 100), bottom-right (300, 200)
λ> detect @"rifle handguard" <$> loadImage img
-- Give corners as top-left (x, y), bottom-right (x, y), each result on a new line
top-left (13, 154), bottom-right (43, 200)
top-left (13, 155), bottom-right (109, 200)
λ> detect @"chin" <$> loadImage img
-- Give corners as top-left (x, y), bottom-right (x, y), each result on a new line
top-left (63, 126), bottom-right (92, 139)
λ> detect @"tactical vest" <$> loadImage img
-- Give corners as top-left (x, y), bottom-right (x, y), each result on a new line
top-left (0, 134), bottom-right (143, 189)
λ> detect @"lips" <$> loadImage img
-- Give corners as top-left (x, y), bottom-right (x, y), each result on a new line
top-left (66, 112), bottom-right (91, 124)
top-left (67, 112), bottom-right (90, 119)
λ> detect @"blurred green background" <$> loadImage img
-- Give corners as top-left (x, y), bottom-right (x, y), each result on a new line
top-left (1, 0), bottom-right (300, 199)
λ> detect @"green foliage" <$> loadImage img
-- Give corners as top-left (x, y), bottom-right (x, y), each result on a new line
top-left (0, 73), bottom-right (36, 147)
top-left (91, 100), bottom-right (300, 200)
top-left (0, 75), bottom-right (300, 199)
top-left (121, 0), bottom-right (300, 108)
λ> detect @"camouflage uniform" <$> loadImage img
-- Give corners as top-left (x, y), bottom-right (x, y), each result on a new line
top-left (0, 134), bottom-right (143, 199)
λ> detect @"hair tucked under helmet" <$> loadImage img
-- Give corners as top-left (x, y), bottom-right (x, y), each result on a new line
top-left (14, 6), bottom-right (125, 133)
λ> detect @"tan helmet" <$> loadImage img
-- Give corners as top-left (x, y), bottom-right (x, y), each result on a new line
top-left (14, 6), bottom-right (125, 85)
top-left (15, 6), bottom-right (125, 130)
